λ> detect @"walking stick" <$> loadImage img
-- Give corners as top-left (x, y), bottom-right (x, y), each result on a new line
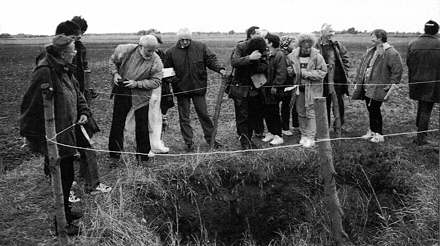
top-left (328, 64), bottom-right (342, 137)
top-left (41, 83), bottom-right (68, 245)
top-left (210, 75), bottom-right (228, 149)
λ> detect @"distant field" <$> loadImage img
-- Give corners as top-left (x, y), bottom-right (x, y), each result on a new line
top-left (1, 33), bottom-right (438, 245)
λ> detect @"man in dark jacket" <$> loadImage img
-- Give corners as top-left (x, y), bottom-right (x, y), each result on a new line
top-left (230, 27), bottom-right (267, 149)
top-left (71, 16), bottom-right (96, 102)
top-left (164, 28), bottom-right (225, 151)
top-left (20, 35), bottom-right (89, 235)
top-left (407, 20), bottom-right (440, 145)
top-left (261, 33), bottom-right (287, 145)
top-left (316, 24), bottom-right (350, 128)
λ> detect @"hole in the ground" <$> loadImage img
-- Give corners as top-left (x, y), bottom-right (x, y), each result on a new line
top-left (137, 147), bottom-right (413, 245)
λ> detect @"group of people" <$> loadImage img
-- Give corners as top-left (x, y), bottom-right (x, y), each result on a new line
top-left (19, 18), bottom-right (439, 235)
top-left (229, 21), bottom-right (439, 149)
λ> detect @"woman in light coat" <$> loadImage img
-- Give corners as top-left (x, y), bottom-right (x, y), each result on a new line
top-left (287, 33), bottom-right (327, 148)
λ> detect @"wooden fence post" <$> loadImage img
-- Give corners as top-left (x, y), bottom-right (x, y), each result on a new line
top-left (210, 76), bottom-right (228, 149)
top-left (314, 97), bottom-right (348, 245)
top-left (41, 83), bottom-right (68, 245)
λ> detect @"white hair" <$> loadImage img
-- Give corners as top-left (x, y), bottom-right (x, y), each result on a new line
top-left (139, 35), bottom-right (159, 47)
top-left (177, 28), bottom-right (192, 40)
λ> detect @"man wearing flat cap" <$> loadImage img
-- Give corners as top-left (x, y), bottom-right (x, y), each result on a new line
top-left (108, 35), bottom-right (163, 162)
top-left (407, 20), bottom-right (440, 145)
top-left (164, 28), bottom-right (226, 151)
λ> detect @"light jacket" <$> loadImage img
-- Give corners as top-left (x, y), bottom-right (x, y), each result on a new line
top-left (407, 34), bottom-right (440, 103)
top-left (352, 43), bottom-right (403, 101)
top-left (109, 44), bottom-right (163, 110)
top-left (288, 47), bottom-right (327, 106)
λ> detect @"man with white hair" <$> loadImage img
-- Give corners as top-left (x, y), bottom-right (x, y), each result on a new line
top-left (315, 23), bottom-right (350, 129)
top-left (165, 28), bottom-right (226, 151)
top-left (108, 35), bottom-right (163, 163)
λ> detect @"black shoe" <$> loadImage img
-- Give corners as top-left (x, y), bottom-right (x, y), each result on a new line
top-left (54, 218), bottom-right (81, 236)
top-left (213, 141), bottom-right (223, 149)
top-left (185, 143), bottom-right (194, 152)
top-left (109, 153), bottom-right (120, 160)
top-left (250, 141), bottom-right (258, 149)
top-left (239, 136), bottom-right (256, 150)
top-left (254, 132), bottom-right (264, 139)
top-left (66, 208), bottom-right (83, 223)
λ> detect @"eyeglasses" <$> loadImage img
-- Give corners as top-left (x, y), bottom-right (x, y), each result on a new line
top-left (64, 49), bottom-right (77, 55)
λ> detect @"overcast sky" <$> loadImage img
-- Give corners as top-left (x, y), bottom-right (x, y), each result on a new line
top-left (1, 0), bottom-right (439, 35)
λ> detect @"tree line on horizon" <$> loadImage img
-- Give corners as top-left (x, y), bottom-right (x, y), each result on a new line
top-left (0, 27), bottom-right (422, 39)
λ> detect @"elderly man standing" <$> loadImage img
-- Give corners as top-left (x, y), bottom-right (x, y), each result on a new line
top-left (407, 20), bottom-right (440, 146)
top-left (165, 28), bottom-right (226, 151)
top-left (108, 35), bottom-right (163, 162)
top-left (316, 24), bottom-right (350, 129)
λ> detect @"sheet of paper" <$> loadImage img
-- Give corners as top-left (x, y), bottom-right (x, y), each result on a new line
top-left (284, 85), bottom-right (298, 92)
top-left (162, 68), bottom-right (176, 78)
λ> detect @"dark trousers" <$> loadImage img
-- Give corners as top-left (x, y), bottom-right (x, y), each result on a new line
top-left (45, 155), bottom-right (74, 218)
top-left (108, 86), bottom-right (150, 161)
top-left (416, 100), bottom-right (435, 138)
top-left (233, 95), bottom-right (264, 140)
top-left (365, 97), bottom-right (383, 134)
top-left (75, 126), bottom-right (100, 191)
top-left (264, 103), bottom-right (282, 136)
top-left (254, 112), bottom-right (265, 134)
top-left (326, 93), bottom-right (345, 127)
top-left (281, 92), bottom-right (299, 130)
top-left (177, 95), bottom-right (214, 145)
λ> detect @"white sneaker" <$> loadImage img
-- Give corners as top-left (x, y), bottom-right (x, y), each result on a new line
top-left (147, 150), bottom-right (156, 158)
top-left (282, 130), bottom-right (293, 136)
top-left (302, 137), bottom-right (315, 148)
top-left (299, 136), bottom-right (307, 145)
top-left (149, 142), bottom-right (170, 157)
top-left (262, 133), bottom-right (275, 142)
top-left (361, 129), bottom-right (374, 140)
top-left (370, 133), bottom-right (384, 143)
top-left (69, 191), bottom-right (80, 203)
top-left (89, 183), bottom-right (112, 195)
top-left (270, 135), bottom-right (284, 145)
top-left (151, 146), bottom-right (170, 154)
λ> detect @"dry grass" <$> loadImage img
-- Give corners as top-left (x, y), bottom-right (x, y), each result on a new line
top-left (1, 33), bottom-right (438, 245)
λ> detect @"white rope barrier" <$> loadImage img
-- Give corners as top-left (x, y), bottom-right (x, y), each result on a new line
top-left (46, 127), bottom-right (439, 158)
top-left (91, 79), bottom-right (440, 99)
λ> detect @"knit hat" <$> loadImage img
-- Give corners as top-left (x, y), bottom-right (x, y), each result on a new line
top-left (52, 34), bottom-right (74, 49)
top-left (424, 20), bottom-right (439, 35)
top-left (177, 28), bottom-right (192, 40)
top-left (280, 35), bottom-right (296, 53)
